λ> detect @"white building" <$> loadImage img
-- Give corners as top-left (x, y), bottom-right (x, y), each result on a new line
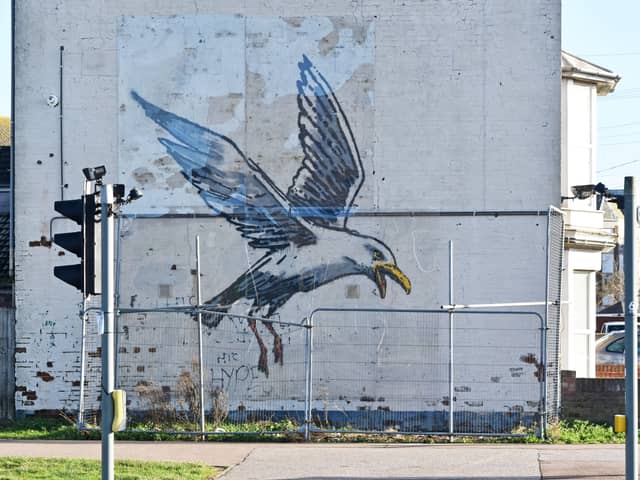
top-left (9, 0), bottom-right (561, 427)
top-left (560, 51), bottom-right (619, 378)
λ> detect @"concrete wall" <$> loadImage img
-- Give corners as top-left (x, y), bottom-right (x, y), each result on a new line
top-left (14, 0), bottom-right (560, 413)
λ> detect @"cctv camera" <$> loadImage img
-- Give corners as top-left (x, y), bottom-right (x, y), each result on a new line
top-left (47, 95), bottom-right (59, 108)
top-left (570, 184), bottom-right (596, 200)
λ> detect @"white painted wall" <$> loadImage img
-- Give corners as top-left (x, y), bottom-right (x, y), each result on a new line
top-left (13, 0), bottom-right (560, 413)
top-left (560, 76), bottom-right (604, 378)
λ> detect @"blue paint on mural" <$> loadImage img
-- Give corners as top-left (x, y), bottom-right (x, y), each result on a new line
top-left (132, 55), bottom-right (411, 376)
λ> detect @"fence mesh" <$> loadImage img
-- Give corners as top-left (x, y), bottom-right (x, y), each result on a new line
top-left (81, 309), bottom-right (307, 433)
top-left (78, 212), bottom-right (565, 437)
top-left (545, 207), bottom-right (565, 422)
top-left (80, 308), bottom-right (543, 436)
top-left (78, 309), bottom-right (103, 429)
top-left (310, 309), bottom-right (542, 435)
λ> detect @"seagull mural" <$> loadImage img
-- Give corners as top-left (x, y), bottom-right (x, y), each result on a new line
top-left (131, 55), bottom-right (412, 376)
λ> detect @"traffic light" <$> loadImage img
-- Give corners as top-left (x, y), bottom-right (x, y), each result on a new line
top-left (53, 192), bottom-right (101, 295)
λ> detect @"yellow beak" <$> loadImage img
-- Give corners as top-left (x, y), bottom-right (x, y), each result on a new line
top-left (373, 262), bottom-right (412, 299)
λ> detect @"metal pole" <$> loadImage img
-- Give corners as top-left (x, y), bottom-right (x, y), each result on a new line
top-left (195, 236), bottom-right (206, 439)
top-left (78, 309), bottom-right (87, 428)
top-left (304, 315), bottom-right (313, 441)
top-left (448, 240), bottom-right (454, 438)
top-left (101, 185), bottom-right (115, 480)
top-left (624, 176), bottom-right (638, 480)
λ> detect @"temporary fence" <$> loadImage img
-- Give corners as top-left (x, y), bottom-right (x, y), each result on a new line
top-left (78, 307), bottom-right (544, 438)
top-left (76, 207), bottom-right (563, 438)
top-left (544, 206), bottom-right (565, 423)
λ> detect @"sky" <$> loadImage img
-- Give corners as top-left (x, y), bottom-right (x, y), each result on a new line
top-left (562, 0), bottom-right (640, 190)
top-left (0, 2), bottom-right (638, 188)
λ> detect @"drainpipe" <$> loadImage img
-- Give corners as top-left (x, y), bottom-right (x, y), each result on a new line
top-left (59, 45), bottom-right (64, 200)
top-left (9, 0), bottom-right (15, 304)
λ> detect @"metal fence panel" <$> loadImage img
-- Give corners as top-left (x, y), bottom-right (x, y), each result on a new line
top-left (79, 307), bottom-right (544, 437)
top-left (79, 310), bottom-right (308, 434)
top-left (545, 207), bottom-right (565, 423)
top-left (309, 309), bottom-right (543, 435)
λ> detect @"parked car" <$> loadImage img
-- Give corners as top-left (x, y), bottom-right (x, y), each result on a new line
top-left (600, 321), bottom-right (626, 334)
top-left (596, 331), bottom-right (640, 365)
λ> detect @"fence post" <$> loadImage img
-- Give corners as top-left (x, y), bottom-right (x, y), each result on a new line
top-left (195, 236), bottom-right (206, 439)
top-left (448, 241), bottom-right (454, 438)
top-left (78, 309), bottom-right (87, 427)
top-left (304, 315), bottom-right (313, 441)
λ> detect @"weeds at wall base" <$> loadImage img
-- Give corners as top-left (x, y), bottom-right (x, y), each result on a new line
top-left (0, 414), bottom-right (626, 444)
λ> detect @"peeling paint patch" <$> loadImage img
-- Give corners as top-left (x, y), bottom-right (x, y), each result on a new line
top-left (36, 371), bottom-right (54, 382)
top-left (206, 93), bottom-right (242, 125)
top-left (166, 172), bottom-right (186, 188)
top-left (283, 17), bottom-right (304, 28)
top-left (22, 390), bottom-right (37, 400)
top-left (345, 284), bottom-right (360, 299)
top-left (490, 376), bottom-right (501, 383)
top-left (506, 405), bottom-right (524, 413)
top-left (319, 30), bottom-right (339, 56)
top-left (520, 353), bottom-right (545, 382)
top-left (454, 386), bottom-right (471, 392)
top-left (465, 400), bottom-right (483, 407)
top-left (29, 237), bottom-right (52, 247)
top-left (153, 155), bottom-right (174, 172)
top-left (510, 367), bottom-right (524, 378)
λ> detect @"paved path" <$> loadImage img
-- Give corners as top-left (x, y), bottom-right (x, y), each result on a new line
top-left (0, 440), bottom-right (629, 479)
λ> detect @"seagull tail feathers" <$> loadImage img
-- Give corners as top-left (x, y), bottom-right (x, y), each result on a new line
top-left (201, 287), bottom-right (242, 328)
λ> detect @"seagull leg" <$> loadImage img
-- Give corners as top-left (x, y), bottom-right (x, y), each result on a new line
top-left (262, 321), bottom-right (283, 366)
top-left (247, 318), bottom-right (269, 377)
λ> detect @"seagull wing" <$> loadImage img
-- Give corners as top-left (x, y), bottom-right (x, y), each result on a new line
top-left (287, 55), bottom-right (365, 228)
top-left (131, 91), bottom-right (316, 251)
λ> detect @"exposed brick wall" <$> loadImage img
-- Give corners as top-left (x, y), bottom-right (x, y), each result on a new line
top-left (561, 370), bottom-right (626, 425)
top-left (596, 364), bottom-right (630, 378)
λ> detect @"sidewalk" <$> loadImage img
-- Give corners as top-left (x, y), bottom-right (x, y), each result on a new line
top-left (0, 440), bottom-right (627, 479)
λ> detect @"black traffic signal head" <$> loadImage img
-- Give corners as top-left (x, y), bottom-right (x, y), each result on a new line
top-left (54, 198), bottom-right (83, 224)
top-left (53, 193), bottom-right (101, 295)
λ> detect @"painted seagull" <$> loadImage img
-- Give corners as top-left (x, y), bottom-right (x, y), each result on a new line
top-left (131, 55), bottom-right (411, 376)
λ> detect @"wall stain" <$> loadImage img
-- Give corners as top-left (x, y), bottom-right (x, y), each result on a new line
top-left (132, 167), bottom-right (155, 185)
top-left (520, 353), bottom-right (545, 382)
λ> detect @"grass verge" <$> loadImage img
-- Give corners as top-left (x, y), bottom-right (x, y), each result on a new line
top-left (0, 416), bottom-right (626, 444)
top-left (0, 457), bottom-right (221, 480)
